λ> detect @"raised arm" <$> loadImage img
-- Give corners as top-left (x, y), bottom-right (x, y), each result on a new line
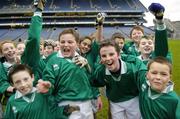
top-left (148, 3), bottom-right (168, 57)
top-left (96, 13), bottom-right (106, 42)
top-left (21, 0), bottom-right (45, 67)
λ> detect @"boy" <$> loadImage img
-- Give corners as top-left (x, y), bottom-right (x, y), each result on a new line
top-left (135, 3), bottom-right (180, 118)
top-left (43, 39), bottom-right (56, 58)
top-left (123, 25), bottom-right (144, 56)
top-left (39, 28), bottom-right (94, 119)
top-left (138, 35), bottom-right (172, 65)
top-left (137, 35), bottom-right (155, 65)
top-left (4, 64), bottom-right (79, 119)
top-left (111, 32), bottom-right (125, 53)
top-left (0, 0), bottom-right (46, 112)
top-left (91, 40), bottom-right (145, 119)
top-left (138, 56), bottom-right (180, 119)
top-left (4, 64), bottom-right (53, 119)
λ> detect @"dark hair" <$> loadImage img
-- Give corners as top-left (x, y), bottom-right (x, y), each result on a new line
top-left (111, 32), bottom-right (125, 41)
top-left (80, 36), bottom-right (93, 44)
top-left (147, 56), bottom-right (172, 74)
top-left (44, 40), bottom-right (55, 49)
top-left (130, 25), bottom-right (144, 38)
top-left (99, 39), bottom-right (120, 54)
top-left (59, 28), bottom-right (80, 43)
top-left (8, 64), bottom-right (33, 84)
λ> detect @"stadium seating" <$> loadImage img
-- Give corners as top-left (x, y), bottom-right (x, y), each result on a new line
top-left (0, 0), bottom-right (153, 41)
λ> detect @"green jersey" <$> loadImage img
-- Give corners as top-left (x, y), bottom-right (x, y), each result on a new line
top-left (0, 16), bottom-right (45, 105)
top-left (81, 41), bottom-right (100, 98)
top-left (4, 88), bottom-right (53, 119)
top-left (91, 55), bottom-right (147, 102)
top-left (21, 16), bottom-right (45, 85)
top-left (123, 42), bottom-right (140, 56)
top-left (138, 29), bottom-right (172, 65)
top-left (43, 51), bottom-right (93, 102)
top-left (135, 28), bottom-right (180, 119)
top-left (136, 78), bottom-right (180, 119)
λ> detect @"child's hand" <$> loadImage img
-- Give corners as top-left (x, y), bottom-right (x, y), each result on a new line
top-left (96, 13), bottom-right (106, 25)
top-left (6, 86), bottom-right (15, 93)
top-left (36, 79), bottom-right (51, 93)
top-left (73, 56), bottom-right (88, 68)
top-left (97, 96), bottom-right (103, 110)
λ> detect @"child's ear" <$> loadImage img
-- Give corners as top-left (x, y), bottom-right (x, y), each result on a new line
top-left (32, 74), bottom-right (35, 81)
top-left (146, 72), bottom-right (149, 80)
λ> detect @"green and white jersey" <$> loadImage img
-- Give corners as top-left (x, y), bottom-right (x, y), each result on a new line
top-left (0, 16), bottom-right (45, 95)
top-left (0, 62), bottom-right (13, 94)
top-left (137, 79), bottom-right (180, 119)
top-left (91, 55), bottom-right (147, 102)
top-left (81, 41), bottom-right (100, 99)
top-left (21, 16), bottom-right (46, 85)
top-left (43, 51), bottom-right (93, 102)
top-left (4, 88), bottom-right (53, 119)
top-left (123, 42), bottom-right (140, 56)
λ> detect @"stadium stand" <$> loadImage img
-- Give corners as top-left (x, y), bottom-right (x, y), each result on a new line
top-left (0, 0), bottom-right (154, 41)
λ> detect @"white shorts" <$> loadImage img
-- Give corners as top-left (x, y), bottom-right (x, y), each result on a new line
top-left (91, 99), bottom-right (98, 113)
top-left (110, 96), bottom-right (141, 119)
top-left (58, 100), bottom-right (94, 119)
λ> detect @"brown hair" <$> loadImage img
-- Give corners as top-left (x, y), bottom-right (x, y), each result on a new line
top-left (0, 40), bottom-right (15, 54)
top-left (59, 29), bottom-right (80, 43)
top-left (80, 36), bottom-right (93, 43)
top-left (111, 32), bottom-right (125, 41)
top-left (147, 56), bottom-right (172, 74)
top-left (99, 39), bottom-right (120, 55)
top-left (130, 25), bottom-right (144, 38)
top-left (8, 64), bottom-right (33, 84)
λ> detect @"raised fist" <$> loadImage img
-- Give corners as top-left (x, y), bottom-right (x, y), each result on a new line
top-left (148, 3), bottom-right (165, 20)
top-left (96, 12), bottom-right (106, 25)
top-left (34, 0), bottom-right (46, 11)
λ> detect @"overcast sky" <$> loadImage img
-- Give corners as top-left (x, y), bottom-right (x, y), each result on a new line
top-left (139, 0), bottom-right (180, 26)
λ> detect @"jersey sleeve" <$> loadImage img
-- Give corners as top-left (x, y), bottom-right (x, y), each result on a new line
top-left (21, 16), bottom-right (42, 68)
top-left (0, 63), bottom-right (10, 94)
top-left (154, 28), bottom-right (168, 57)
top-left (176, 97), bottom-right (180, 119)
top-left (3, 100), bottom-right (15, 119)
top-left (90, 64), bottom-right (106, 87)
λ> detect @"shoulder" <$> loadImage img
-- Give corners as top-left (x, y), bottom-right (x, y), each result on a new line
top-left (7, 94), bottom-right (16, 103)
top-left (121, 54), bottom-right (141, 63)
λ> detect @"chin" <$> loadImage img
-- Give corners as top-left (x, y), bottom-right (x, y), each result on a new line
top-left (62, 53), bottom-right (71, 58)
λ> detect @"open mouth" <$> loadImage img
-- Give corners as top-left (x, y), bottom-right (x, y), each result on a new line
top-left (62, 48), bottom-right (70, 54)
top-left (106, 61), bottom-right (113, 67)
top-left (144, 47), bottom-right (152, 52)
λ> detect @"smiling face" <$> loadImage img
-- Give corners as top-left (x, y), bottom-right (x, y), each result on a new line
top-left (100, 45), bottom-right (120, 72)
top-left (1, 42), bottom-right (16, 62)
top-left (114, 38), bottom-right (125, 50)
top-left (44, 45), bottom-right (54, 57)
top-left (12, 71), bottom-right (34, 95)
top-left (59, 33), bottom-right (78, 58)
top-left (139, 38), bottom-right (154, 55)
top-left (131, 29), bottom-right (144, 44)
top-left (16, 43), bottom-right (25, 56)
top-left (79, 38), bottom-right (92, 54)
top-left (147, 62), bottom-right (171, 92)
top-left (54, 41), bottom-right (60, 52)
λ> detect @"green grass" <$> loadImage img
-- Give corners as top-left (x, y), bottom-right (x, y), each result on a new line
top-left (169, 39), bottom-right (180, 95)
top-left (97, 39), bottom-right (180, 119)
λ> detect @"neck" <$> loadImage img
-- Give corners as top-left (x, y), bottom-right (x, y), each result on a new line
top-left (141, 54), bottom-right (150, 60)
top-left (7, 58), bottom-right (16, 64)
top-left (111, 59), bottom-right (121, 73)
